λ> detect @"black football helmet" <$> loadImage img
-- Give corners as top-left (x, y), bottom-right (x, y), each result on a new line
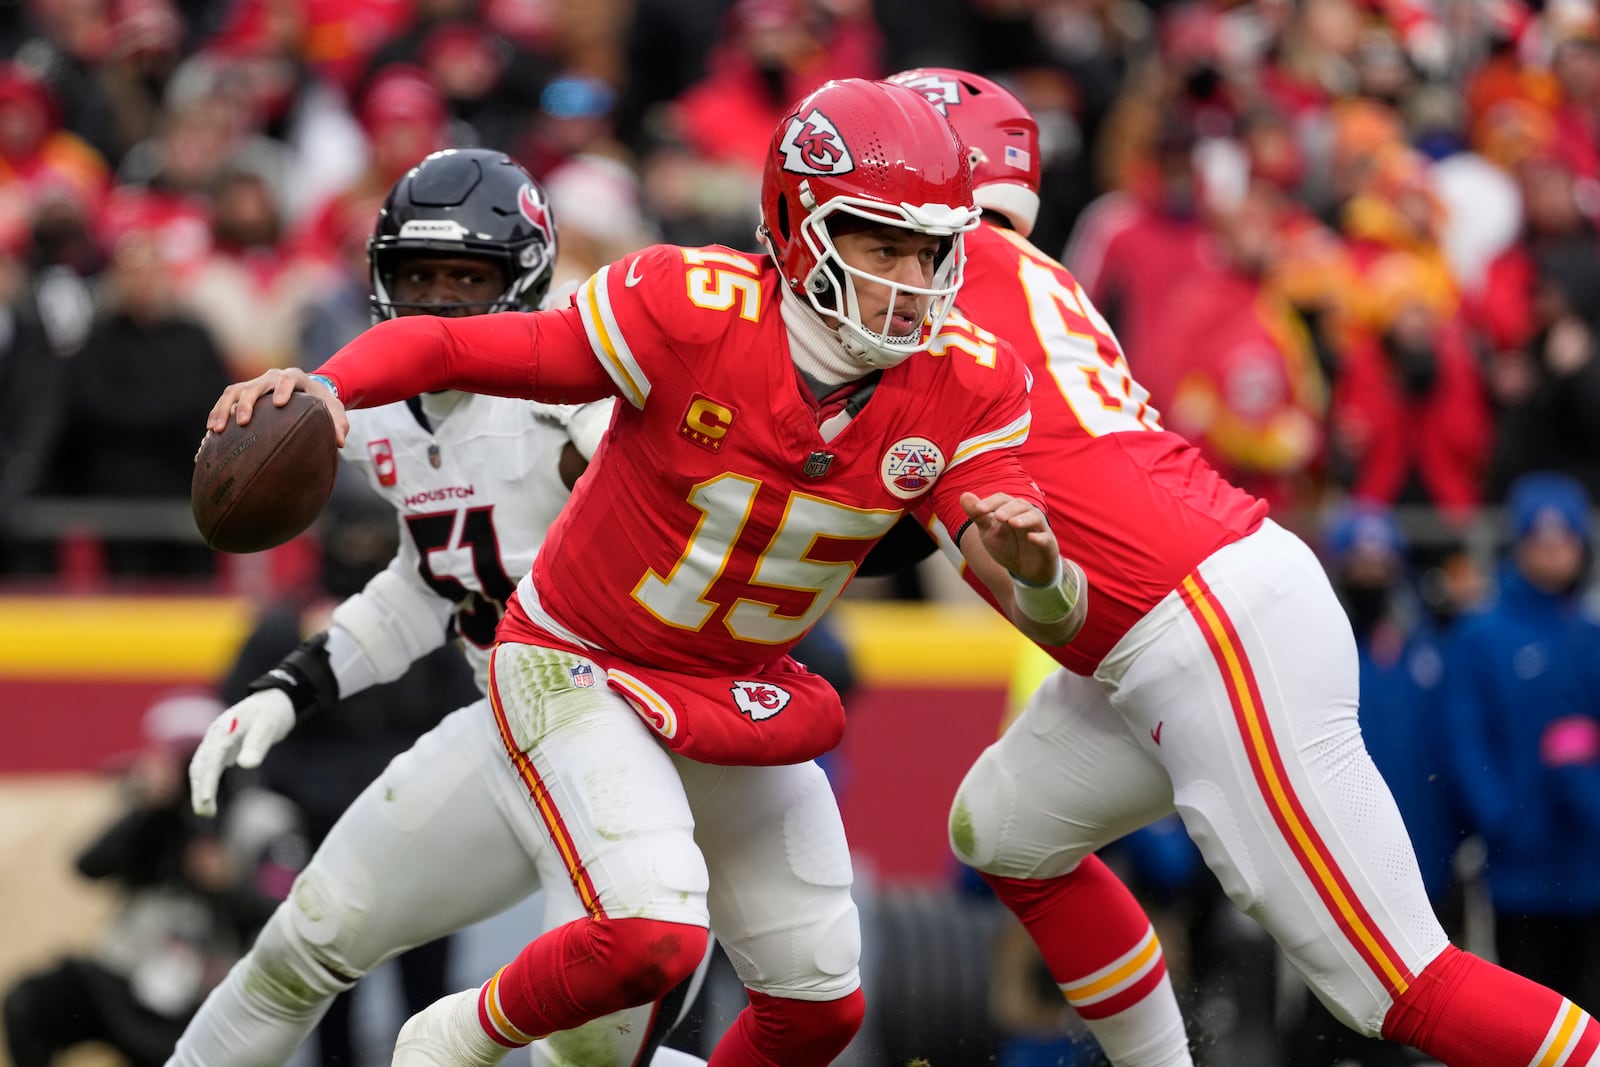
top-left (369, 148), bottom-right (558, 321)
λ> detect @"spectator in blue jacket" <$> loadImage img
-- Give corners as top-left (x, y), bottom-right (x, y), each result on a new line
top-left (1443, 471), bottom-right (1600, 1012)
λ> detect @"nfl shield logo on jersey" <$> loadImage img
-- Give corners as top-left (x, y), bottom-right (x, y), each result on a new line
top-left (570, 664), bottom-right (595, 688)
top-left (731, 681), bottom-right (792, 721)
top-left (880, 436), bottom-right (945, 500)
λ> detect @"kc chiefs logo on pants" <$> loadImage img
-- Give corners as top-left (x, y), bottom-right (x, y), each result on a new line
top-left (730, 680), bottom-right (793, 721)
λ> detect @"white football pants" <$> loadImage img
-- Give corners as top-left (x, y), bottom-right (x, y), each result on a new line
top-left (953, 519), bottom-right (1451, 1037)
top-left (485, 640), bottom-right (863, 1002)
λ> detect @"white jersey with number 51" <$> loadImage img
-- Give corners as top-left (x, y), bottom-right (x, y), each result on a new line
top-left (342, 391), bottom-right (610, 693)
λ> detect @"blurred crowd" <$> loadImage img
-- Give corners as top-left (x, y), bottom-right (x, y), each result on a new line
top-left (0, 0), bottom-right (1598, 588)
top-left (2, 0), bottom-right (1599, 1063)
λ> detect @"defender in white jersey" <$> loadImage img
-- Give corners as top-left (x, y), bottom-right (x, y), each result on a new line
top-left (174, 149), bottom-right (709, 1067)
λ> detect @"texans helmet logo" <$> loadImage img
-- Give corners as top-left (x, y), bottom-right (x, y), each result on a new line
top-left (518, 184), bottom-right (554, 244)
top-left (778, 109), bottom-right (855, 176)
top-left (895, 73), bottom-right (962, 115)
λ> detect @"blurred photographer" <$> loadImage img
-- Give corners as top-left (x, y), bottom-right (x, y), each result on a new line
top-left (2, 693), bottom-right (303, 1067)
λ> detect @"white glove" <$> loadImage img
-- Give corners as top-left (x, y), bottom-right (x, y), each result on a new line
top-left (189, 689), bottom-right (295, 817)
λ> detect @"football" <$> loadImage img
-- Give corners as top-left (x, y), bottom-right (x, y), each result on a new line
top-left (191, 392), bottom-right (338, 553)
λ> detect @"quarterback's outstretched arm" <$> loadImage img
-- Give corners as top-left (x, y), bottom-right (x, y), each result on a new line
top-left (206, 308), bottom-right (616, 444)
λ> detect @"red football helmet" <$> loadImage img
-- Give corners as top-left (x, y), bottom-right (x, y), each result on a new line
top-left (758, 78), bottom-right (980, 368)
top-left (888, 68), bottom-right (1041, 239)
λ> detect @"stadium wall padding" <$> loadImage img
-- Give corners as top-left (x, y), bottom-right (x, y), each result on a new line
top-left (0, 597), bottom-right (1029, 883)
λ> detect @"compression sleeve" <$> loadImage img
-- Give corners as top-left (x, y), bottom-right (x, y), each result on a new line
top-left (316, 308), bottom-right (617, 409)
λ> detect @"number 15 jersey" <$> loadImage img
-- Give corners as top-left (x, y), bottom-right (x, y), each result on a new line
top-left (506, 242), bottom-right (1044, 677)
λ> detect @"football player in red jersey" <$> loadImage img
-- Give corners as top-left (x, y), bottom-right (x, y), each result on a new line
top-left (206, 79), bottom-right (1088, 1067)
top-left (171, 150), bottom-right (715, 1067)
top-left (889, 67), bottom-right (1600, 1067)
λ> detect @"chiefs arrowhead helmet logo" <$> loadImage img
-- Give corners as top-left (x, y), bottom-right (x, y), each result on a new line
top-left (778, 108), bottom-right (855, 176)
top-left (894, 73), bottom-right (962, 115)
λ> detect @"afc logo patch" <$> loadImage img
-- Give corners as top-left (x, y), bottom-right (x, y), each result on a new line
top-left (881, 436), bottom-right (945, 500)
top-left (679, 394), bottom-right (736, 452)
top-left (368, 439), bottom-right (397, 487)
top-left (731, 680), bottom-right (792, 721)
top-left (778, 108), bottom-right (854, 175)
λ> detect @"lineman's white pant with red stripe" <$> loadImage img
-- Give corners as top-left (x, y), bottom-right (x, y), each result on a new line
top-left (953, 519), bottom-right (1449, 1035)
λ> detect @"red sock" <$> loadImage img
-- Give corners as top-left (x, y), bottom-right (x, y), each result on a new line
top-left (707, 988), bottom-right (865, 1067)
top-left (477, 916), bottom-right (708, 1047)
top-left (983, 857), bottom-right (1168, 1019)
top-left (1383, 945), bottom-right (1600, 1066)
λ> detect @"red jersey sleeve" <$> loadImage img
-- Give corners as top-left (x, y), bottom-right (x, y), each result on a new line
top-left (316, 244), bottom-right (700, 410)
top-left (923, 335), bottom-right (1047, 539)
top-left (315, 308), bottom-right (612, 409)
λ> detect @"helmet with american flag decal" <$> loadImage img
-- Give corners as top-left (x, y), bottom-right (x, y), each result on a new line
top-left (758, 78), bottom-right (980, 368)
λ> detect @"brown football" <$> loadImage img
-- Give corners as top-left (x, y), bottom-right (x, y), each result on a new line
top-left (191, 392), bottom-right (338, 553)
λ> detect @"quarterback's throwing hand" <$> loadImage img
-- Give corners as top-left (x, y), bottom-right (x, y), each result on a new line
top-left (206, 367), bottom-right (349, 447)
top-left (961, 491), bottom-right (1059, 584)
top-left (189, 689), bottom-right (296, 817)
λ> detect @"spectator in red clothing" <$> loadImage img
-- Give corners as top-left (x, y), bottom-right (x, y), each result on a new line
top-left (1159, 180), bottom-right (1326, 511)
top-left (181, 165), bottom-right (327, 379)
top-left (1328, 250), bottom-right (1493, 524)
top-left (1546, 4), bottom-right (1600, 180)
top-left (1063, 117), bottom-right (1210, 409)
top-left (1472, 147), bottom-right (1600, 501)
top-left (293, 64), bottom-right (448, 267)
top-left (0, 64), bottom-right (109, 252)
top-left (1470, 136), bottom-right (1595, 408)
top-left (670, 0), bottom-right (883, 175)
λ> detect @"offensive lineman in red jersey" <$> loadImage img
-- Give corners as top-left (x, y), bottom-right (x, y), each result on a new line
top-left (889, 67), bottom-right (1600, 1067)
top-left (206, 79), bottom-right (1089, 1067)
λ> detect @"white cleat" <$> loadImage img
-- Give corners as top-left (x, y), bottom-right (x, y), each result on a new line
top-left (392, 989), bottom-right (513, 1067)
